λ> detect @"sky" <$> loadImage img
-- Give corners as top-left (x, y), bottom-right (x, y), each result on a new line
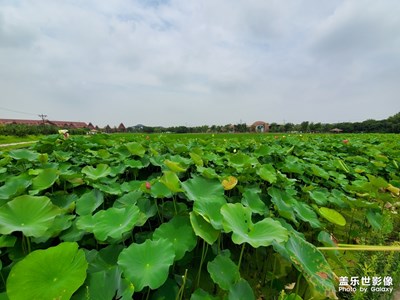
top-left (1, 0), bottom-right (399, 127)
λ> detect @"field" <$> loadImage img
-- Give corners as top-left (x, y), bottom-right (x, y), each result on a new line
top-left (0, 132), bottom-right (399, 300)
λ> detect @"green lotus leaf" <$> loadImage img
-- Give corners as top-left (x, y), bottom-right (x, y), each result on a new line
top-left (221, 203), bottom-right (288, 248)
top-left (0, 235), bottom-right (17, 248)
top-left (318, 207), bottom-right (346, 226)
top-left (0, 174), bottom-right (31, 201)
top-left (32, 214), bottom-right (74, 244)
top-left (75, 245), bottom-right (123, 300)
top-left (0, 195), bottom-right (62, 238)
top-left (228, 279), bottom-right (255, 300)
top-left (118, 239), bottom-right (175, 292)
top-left (30, 168), bottom-right (59, 194)
top-left (159, 171), bottom-right (182, 193)
top-left (193, 195), bottom-right (226, 230)
top-left (241, 187), bottom-right (266, 215)
top-left (125, 159), bottom-right (144, 169)
top-left (189, 152), bottom-right (203, 167)
top-left (310, 164), bottom-right (330, 180)
top-left (149, 278), bottom-right (179, 300)
top-left (164, 159), bottom-right (187, 172)
top-left (6, 242), bottom-right (88, 300)
top-left (282, 156), bottom-right (305, 174)
top-left (366, 210), bottom-right (383, 230)
top-left (82, 164), bottom-right (111, 180)
top-left (285, 234), bottom-right (337, 299)
top-left (76, 189), bottom-right (104, 216)
top-left (268, 187), bottom-right (298, 225)
top-left (125, 142), bottom-right (146, 157)
top-left (207, 253), bottom-right (240, 290)
top-left (77, 206), bottom-right (140, 241)
top-left (189, 212), bottom-right (219, 245)
top-left (182, 176), bottom-right (224, 201)
top-left (317, 231), bottom-right (342, 266)
top-left (150, 181), bottom-right (173, 198)
top-left (153, 216), bottom-right (197, 260)
top-left (190, 288), bottom-right (219, 300)
top-left (227, 153), bottom-right (255, 170)
top-left (8, 149), bottom-right (39, 161)
top-left (308, 189), bottom-right (329, 205)
top-left (257, 164), bottom-right (277, 183)
top-left (292, 202), bottom-right (321, 228)
top-left (196, 166), bottom-right (219, 179)
top-left (114, 191), bottom-right (142, 207)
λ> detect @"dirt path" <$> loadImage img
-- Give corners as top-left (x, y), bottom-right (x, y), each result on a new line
top-left (0, 141), bottom-right (37, 147)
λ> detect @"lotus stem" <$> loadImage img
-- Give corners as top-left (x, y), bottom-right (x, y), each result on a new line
top-left (145, 287), bottom-right (150, 300)
top-left (295, 272), bottom-right (302, 298)
top-left (196, 239), bottom-right (208, 288)
top-left (238, 243), bottom-right (246, 271)
top-left (173, 196), bottom-right (178, 215)
top-left (318, 245), bottom-right (400, 251)
top-left (176, 269), bottom-right (188, 300)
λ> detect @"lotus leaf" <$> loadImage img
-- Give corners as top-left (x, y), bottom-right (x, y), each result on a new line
top-left (190, 289), bottom-right (219, 300)
top-left (257, 164), bottom-right (277, 183)
top-left (292, 202), bottom-right (321, 228)
top-left (0, 175), bottom-right (31, 201)
top-left (82, 164), bottom-right (111, 180)
top-left (182, 176), bottom-right (224, 201)
top-left (268, 188), bottom-right (298, 225)
top-left (8, 149), bottom-right (39, 161)
top-left (222, 176), bottom-right (238, 190)
top-left (30, 168), bottom-right (59, 194)
top-left (76, 189), bottom-right (104, 216)
top-left (125, 159), bottom-right (144, 169)
top-left (221, 203), bottom-right (288, 247)
top-left (125, 142), bottom-right (146, 157)
top-left (159, 171), bottom-right (182, 193)
top-left (366, 210), bottom-right (383, 230)
top-left (285, 234), bottom-right (336, 299)
top-left (207, 253), bottom-right (240, 290)
top-left (0, 235), bottom-right (16, 248)
top-left (0, 195), bottom-right (62, 238)
top-left (164, 159), bottom-right (187, 172)
top-left (189, 152), bottom-right (203, 167)
top-left (227, 279), bottom-right (255, 300)
top-left (189, 212), bottom-right (219, 245)
top-left (150, 181), bottom-right (173, 198)
top-left (118, 238), bottom-right (175, 292)
top-left (77, 206), bottom-right (140, 241)
top-left (241, 187), bottom-right (266, 215)
top-left (193, 195), bottom-right (226, 230)
top-left (153, 216), bottom-right (197, 260)
top-left (6, 242), bottom-right (87, 300)
top-left (318, 207), bottom-right (346, 226)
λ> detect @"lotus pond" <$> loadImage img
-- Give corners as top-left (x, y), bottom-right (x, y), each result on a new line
top-left (0, 133), bottom-right (399, 300)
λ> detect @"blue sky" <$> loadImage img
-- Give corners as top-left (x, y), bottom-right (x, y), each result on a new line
top-left (1, 0), bottom-right (399, 127)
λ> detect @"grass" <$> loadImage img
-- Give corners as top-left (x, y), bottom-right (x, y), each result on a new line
top-left (0, 135), bottom-right (42, 144)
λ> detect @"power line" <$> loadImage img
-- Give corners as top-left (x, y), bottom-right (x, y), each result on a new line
top-left (0, 106), bottom-right (39, 117)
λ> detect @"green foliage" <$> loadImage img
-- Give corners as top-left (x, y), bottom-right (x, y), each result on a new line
top-left (6, 242), bottom-right (87, 300)
top-left (0, 133), bottom-right (398, 299)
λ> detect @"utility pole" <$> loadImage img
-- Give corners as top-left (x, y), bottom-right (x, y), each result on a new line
top-left (38, 114), bottom-right (47, 124)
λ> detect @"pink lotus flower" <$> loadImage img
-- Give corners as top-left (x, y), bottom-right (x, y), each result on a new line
top-left (342, 139), bottom-right (349, 144)
top-left (145, 182), bottom-right (151, 189)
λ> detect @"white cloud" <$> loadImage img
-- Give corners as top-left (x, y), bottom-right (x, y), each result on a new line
top-left (0, 0), bottom-right (399, 126)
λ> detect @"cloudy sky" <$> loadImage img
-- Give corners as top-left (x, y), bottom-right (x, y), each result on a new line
top-left (1, 0), bottom-right (399, 127)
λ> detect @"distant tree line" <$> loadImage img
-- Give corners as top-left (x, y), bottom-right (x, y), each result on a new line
top-left (127, 112), bottom-right (400, 134)
top-left (2, 112), bottom-right (399, 137)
